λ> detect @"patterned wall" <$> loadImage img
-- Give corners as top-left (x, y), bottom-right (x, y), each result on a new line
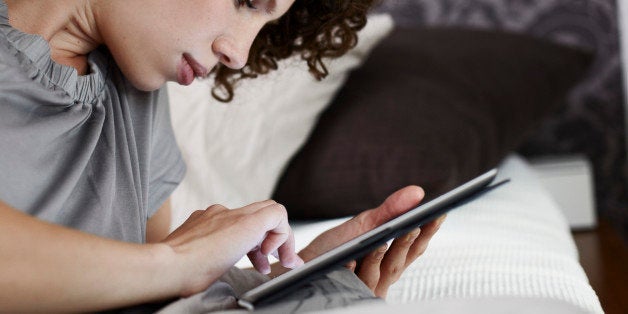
top-left (374, 0), bottom-right (628, 237)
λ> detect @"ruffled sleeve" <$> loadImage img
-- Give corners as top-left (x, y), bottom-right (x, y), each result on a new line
top-left (0, 1), bottom-right (107, 104)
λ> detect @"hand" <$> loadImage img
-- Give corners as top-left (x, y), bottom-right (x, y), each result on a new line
top-left (298, 186), bottom-right (446, 298)
top-left (161, 200), bottom-right (303, 297)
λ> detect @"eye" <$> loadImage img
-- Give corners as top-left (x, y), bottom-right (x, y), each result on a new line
top-left (237, 0), bottom-right (257, 9)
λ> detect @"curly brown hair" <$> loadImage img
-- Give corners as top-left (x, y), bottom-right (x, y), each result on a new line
top-left (211, 0), bottom-right (379, 102)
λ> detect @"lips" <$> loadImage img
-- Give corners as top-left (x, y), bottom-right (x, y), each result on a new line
top-left (177, 53), bottom-right (209, 86)
top-left (185, 53), bottom-right (210, 77)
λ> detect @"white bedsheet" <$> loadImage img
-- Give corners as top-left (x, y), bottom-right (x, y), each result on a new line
top-left (280, 155), bottom-right (603, 313)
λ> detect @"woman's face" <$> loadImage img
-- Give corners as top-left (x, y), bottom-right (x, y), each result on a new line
top-left (96, 0), bottom-right (295, 91)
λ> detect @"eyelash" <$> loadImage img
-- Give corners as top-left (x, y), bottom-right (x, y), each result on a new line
top-left (238, 0), bottom-right (257, 9)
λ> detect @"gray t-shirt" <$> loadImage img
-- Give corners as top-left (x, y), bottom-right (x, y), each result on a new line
top-left (0, 1), bottom-right (186, 243)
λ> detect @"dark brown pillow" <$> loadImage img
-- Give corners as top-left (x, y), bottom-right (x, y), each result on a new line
top-left (273, 27), bottom-right (593, 220)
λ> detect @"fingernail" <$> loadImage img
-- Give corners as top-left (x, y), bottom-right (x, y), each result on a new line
top-left (377, 244), bottom-right (388, 254)
top-left (346, 260), bottom-right (357, 270)
top-left (405, 228), bottom-right (421, 242)
top-left (292, 257), bottom-right (305, 268)
top-left (260, 265), bottom-right (271, 275)
top-left (284, 256), bottom-right (304, 269)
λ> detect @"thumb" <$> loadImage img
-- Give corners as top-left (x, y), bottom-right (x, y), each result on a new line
top-left (374, 186), bottom-right (425, 225)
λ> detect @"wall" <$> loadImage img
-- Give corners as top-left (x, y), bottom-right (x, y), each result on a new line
top-left (375, 0), bottom-right (627, 238)
top-left (620, 0), bottom-right (628, 150)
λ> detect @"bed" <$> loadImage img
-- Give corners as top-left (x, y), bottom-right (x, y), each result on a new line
top-left (166, 4), bottom-right (607, 313)
top-left (287, 155), bottom-right (603, 313)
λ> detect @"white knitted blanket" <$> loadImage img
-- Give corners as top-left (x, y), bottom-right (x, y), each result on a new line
top-left (286, 155), bottom-right (603, 313)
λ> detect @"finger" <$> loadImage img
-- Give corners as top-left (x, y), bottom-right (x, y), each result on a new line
top-left (418, 216), bottom-right (445, 242)
top-left (276, 229), bottom-right (304, 269)
top-left (379, 186), bottom-right (424, 218)
top-left (189, 210), bottom-right (205, 220)
top-left (244, 202), bottom-right (293, 275)
top-left (358, 186), bottom-right (425, 230)
top-left (252, 203), bottom-right (303, 269)
top-left (260, 231), bottom-right (289, 256)
top-left (405, 218), bottom-right (445, 265)
top-left (256, 204), bottom-right (290, 255)
top-left (357, 244), bottom-right (387, 291)
top-left (248, 248), bottom-right (271, 274)
top-left (345, 260), bottom-right (357, 272)
top-left (379, 228), bottom-right (422, 288)
top-left (240, 200), bottom-right (278, 213)
top-left (435, 214), bottom-right (447, 228)
top-left (203, 204), bottom-right (229, 214)
top-left (374, 284), bottom-right (390, 299)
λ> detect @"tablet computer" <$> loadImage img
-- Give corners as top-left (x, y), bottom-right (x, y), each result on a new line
top-left (238, 168), bottom-right (508, 310)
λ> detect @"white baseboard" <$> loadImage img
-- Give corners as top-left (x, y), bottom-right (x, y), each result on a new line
top-left (529, 155), bottom-right (597, 230)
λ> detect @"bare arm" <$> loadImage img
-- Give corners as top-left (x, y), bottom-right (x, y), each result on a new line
top-left (0, 199), bottom-right (302, 312)
top-left (147, 199), bottom-right (172, 243)
top-left (0, 200), bottom-right (177, 312)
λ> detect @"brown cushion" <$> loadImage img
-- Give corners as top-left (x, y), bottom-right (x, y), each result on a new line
top-left (272, 27), bottom-right (593, 220)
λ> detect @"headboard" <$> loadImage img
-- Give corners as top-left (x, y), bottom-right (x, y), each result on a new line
top-left (374, 0), bottom-right (627, 236)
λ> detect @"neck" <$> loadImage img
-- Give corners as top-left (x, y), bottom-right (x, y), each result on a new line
top-left (5, 0), bottom-right (103, 75)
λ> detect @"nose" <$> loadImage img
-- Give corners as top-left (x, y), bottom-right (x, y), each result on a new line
top-left (213, 33), bottom-right (254, 70)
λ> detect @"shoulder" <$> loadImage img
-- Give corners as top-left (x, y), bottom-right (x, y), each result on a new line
top-left (0, 32), bottom-right (24, 79)
top-left (0, 31), bottom-right (44, 93)
top-left (0, 34), bottom-right (49, 106)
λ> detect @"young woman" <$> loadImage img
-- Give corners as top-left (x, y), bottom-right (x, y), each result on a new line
top-left (0, 0), bottom-right (445, 312)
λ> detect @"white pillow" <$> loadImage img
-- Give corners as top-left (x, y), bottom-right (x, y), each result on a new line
top-left (168, 15), bottom-right (394, 229)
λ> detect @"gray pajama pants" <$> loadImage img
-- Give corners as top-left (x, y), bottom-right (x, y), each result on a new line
top-left (156, 266), bottom-right (382, 313)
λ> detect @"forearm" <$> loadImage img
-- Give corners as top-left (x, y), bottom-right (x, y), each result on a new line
top-left (147, 199), bottom-right (172, 243)
top-left (0, 201), bottom-right (179, 312)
